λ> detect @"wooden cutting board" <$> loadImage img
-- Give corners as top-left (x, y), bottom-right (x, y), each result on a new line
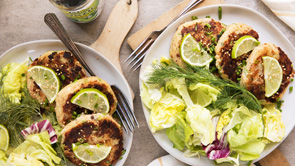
top-left (91, 0), bottom-right (138, 73)
top-left (90, 0), bottom-right (138, 97)
top-left (126, 0), bottom-right (290, 165)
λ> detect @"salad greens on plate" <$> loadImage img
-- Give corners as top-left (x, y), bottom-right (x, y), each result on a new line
top-left (140, 58), bottom-right (285, 165)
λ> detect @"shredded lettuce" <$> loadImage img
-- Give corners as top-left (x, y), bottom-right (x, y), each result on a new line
top-left (0, 150), bottom-right (7, 166)
top-left (1, 59), bottom-right (29, 103)
top-left (150, 93), bottom-right (185, 133)
top-left (186, 105), bottom-right (215, 146)
top-left (189, 83), bottom-right (220, 106)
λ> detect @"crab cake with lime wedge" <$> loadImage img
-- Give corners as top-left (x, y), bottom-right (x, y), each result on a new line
top-left (55, 76), bottom-right (117, 127)
top-left (240, 43), bottom-right (295, 102)
top-left (27, 51), bottom-right (86, 104)
top-left (215, 23), bottom-right (259, 81)
top-left (170, 18), bottom-right (226, 68)
top-left (61, 113), bottom-right (123, 166)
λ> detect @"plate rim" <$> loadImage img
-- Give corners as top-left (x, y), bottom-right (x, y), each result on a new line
top-left (139, 4), bottom-right (295, 165)
top-left (0, 39), bottom-right (134, 166)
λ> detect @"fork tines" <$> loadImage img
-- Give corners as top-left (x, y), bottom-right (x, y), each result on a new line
top-left (124, 31), bottom-right (162, 71)
top-left (111, 85), bottom-right (139, 133)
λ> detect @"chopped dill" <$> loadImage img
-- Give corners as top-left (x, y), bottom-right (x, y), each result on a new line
top-left (147, 61), bottom-right (262, 113)
top-left (0, 68), bottom-right (41, 147)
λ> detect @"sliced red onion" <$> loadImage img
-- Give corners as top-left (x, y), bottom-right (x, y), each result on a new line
top-left (202, 132), bottom-right (230, 160)
top-left (21, 120), bottom-right (57, 144)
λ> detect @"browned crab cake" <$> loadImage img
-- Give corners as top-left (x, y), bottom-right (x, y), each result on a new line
top-left (215, 23), bottom-right (259, 82)
top-left (61, 113), bottom-right (123, 166)
top-left (241, 43), bottom-right (295, 102)
top-left (170, 18), bottom-right (226, 68)
top-left (55, 76), bottom-right (117, 127)
top-left (27, 51), bottom-right (86, 104)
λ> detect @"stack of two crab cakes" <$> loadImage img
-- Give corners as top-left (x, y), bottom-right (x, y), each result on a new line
top-left (214, 23), bottom-right (294, 101)
top-left (27, 51), bottom-right (123, 166)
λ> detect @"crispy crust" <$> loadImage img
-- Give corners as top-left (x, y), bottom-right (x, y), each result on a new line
top-left (27, 51), bottom-right (86, 104)
top-left (215, 23), bottom-right (259, 81)
top-left (61, 114), bottom-right (123, 166)
top-left (55, 76), bottom-right (117, 127)
top-left (241, 43), bottom-right (295, 102)
top-left (170, 18), bottom-right (226, 68)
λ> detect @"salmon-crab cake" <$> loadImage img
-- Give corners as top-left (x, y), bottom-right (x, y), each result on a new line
top-left (215, 23), bottom-right (259, 82)
top-left (241, 43), bottom-right (295, 103)
top-left (27, 51), bottom-right (86, 104)
top-left (55, 76), bottom-right (117, 127)
top-left (170, 18), bottom-right (226, 68)
top-left (61, 113), bottom-right (123, 166)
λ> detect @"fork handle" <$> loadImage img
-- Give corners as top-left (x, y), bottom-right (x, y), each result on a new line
top-left (44, 13), bottom-right (96, 76)
top-left (164, 0), bottom-right (203, 31)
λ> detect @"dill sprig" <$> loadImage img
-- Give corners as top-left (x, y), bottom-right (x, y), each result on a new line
top-left (147, 62), bottom-right (262, 113)
top-left (0, 69), bottom-right (41, 147)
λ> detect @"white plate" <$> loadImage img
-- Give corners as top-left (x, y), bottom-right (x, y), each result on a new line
top-left (0, 40), bottom-right (133, 166)
top-left (147, 155), bottom-right (187, 166)
top-left (140, 4), bottom-right (295, 166)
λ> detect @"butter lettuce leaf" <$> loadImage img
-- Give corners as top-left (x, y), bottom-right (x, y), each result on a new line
top-left (166, 111), bottom-right (193, 151)
top-left (11, 132), bottom-right (61, 166)
top-left (7, 153), bottom-right (44, 166)
top-left (1, 59), bottom-right (29, 103)
top-left (186, 105), bottom-right (215, 146)
top-left (263, 104), bottom-right (285, 142)
top-left (150, 92), bottom-right (185, 133)
top-left (227, 106), bottom-right (265, 161)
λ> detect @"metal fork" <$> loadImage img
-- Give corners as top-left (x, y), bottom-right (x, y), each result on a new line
top-left (124, 0), bottom-right (203, 71)
top-left (44, 13), bottom-right (139, 134)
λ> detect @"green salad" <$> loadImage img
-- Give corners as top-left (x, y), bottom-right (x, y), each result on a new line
top-left (140, 58), bottom-right (285, 165)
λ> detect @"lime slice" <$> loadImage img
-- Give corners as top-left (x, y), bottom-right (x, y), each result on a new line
top-left (231, 35), bottom-right (260, 59)
top-left (0, 125), bottom-right (9, 151)
top-left (189, 83), bottom-right (220, 107)
top-left (72, 143), bottom-right (112, 164)
top-left (180, 33), bottom-right (213, 66)
top-left (71, 88), bottom-right (109, 114)
top-left (27, 66), bottom-right (60, 103)
top-left (263, 56), bottom-right (283, 97)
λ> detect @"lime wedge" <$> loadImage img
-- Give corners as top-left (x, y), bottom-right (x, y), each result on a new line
top-left (263, 56), bottom-right (283, 97)
top-left (189, 83), bottom-right (220, 107)
top-left (72, 143), bottom-right (112, 164)
top-left (71, 88), bottom-right (109, 114)
top-left (180, 33), bottom-right (213, 67)
top-left (27, 66), bottom-right (61, 103)
top-left (232, 35), bottom-right (260, 59)
top-left (0, 125), bottom-right (9, 151)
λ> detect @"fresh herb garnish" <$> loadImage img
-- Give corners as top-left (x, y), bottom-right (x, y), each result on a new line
top-left (276, 98), bottom-right (284, 112)
top-left (147, 62), bottom-right (262, 113)
top-left (289, 86), bottom-right (293, 93)
top-left (191, 16), bottom-right (198, 20)
top-left (218, 6), bottom-right (222, 20)
top-left (0, 69), bottom-right (41, 147)
top-left (206, 16), bottom-right (211, 18)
